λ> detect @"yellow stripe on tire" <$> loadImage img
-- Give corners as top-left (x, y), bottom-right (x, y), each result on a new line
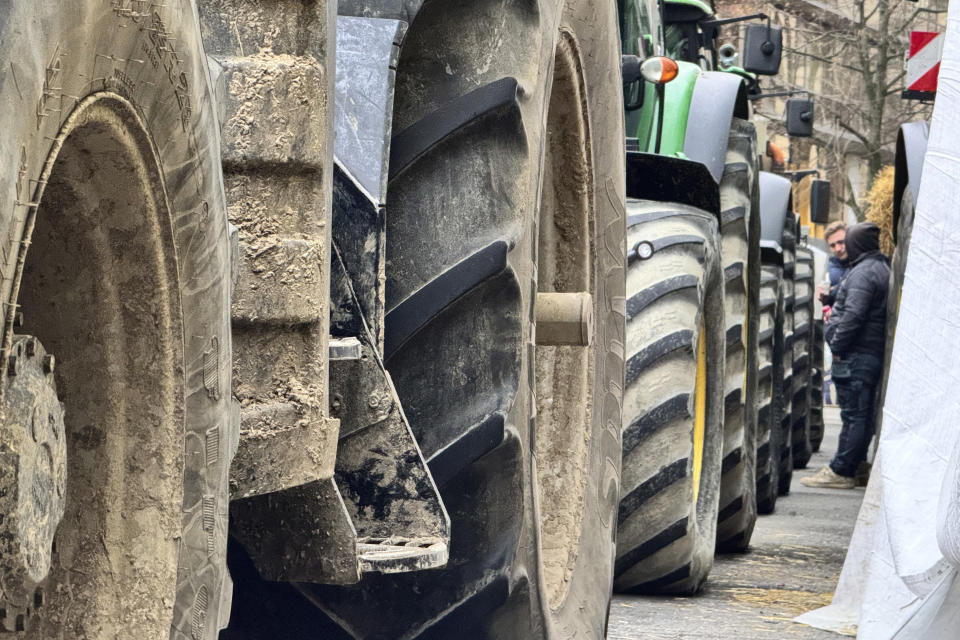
top-left (693, 316), bottom-right (707, 505)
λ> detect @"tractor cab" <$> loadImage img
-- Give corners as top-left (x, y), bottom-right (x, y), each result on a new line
top-left (619, 0), bottom-right (662, 59)
top-left (663, 0), bottom-right (714, 68)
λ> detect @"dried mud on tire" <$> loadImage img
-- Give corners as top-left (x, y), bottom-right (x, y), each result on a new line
top-left (0, 3), bottom-right (235, 639)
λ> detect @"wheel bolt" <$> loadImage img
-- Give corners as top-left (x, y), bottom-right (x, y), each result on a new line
top-left (43, 355), bottom-right (55, 374)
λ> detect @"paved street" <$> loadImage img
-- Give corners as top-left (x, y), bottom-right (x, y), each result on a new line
top-left (608, 406), bottom-right (862, 639)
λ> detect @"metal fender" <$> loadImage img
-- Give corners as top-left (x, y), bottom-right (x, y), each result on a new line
top-left (683, 70), bottom-right (750, 183)
top-left (626, 151), bottom-right (720, 219)
top-left (893, 121), bottom-right (929, 240)
top-left (759, 170), bottom-right (792, 249)
top-left (338, 0), bottom-right (426, 21)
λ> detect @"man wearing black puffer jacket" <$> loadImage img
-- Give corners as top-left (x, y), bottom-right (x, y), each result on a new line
top-left (802, 222), bottom-right (889, 489)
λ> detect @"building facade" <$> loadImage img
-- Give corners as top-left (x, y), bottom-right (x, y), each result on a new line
top-left (716, 0), bottom-right (944, 230)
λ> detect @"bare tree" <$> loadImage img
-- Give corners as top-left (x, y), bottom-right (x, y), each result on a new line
top-left (721, 0), bottom-right (942, 215)
top-left (804, 0), bottom-right (938, 175)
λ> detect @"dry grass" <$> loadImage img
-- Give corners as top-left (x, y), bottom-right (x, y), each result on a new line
top-left (726, 587), bottom-right (834, 617)
top-left (865, 166), bottom-right (895, 255)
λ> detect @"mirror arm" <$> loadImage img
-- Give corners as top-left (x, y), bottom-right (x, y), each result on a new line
top-left (748, 89), bottom-right (811, 101)
top-left (699, 13), bottom-right (770, 44)
top-left (700, 12), bottom-right (770, 29)
top-left (783, 169), bottom-right (820, 181)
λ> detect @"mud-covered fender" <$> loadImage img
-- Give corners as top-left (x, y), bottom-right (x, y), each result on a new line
top-left (893, 121), bottom-right (929, 241)
top-left (626, 151), bottom-right (720, 219)
top-left (759, 171), bottom-right (791, 251)
top-left (333, 16), bottom-right (409, 348)
top-left (683, 71), bottom-right (751, 183)
top-left (335, 17), bottom-right (407, 204)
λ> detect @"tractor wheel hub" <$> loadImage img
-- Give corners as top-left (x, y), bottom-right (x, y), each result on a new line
top-left (0, 335), bottom-right (65, 616)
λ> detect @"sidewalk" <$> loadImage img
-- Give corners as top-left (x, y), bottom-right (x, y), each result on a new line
top-left (608, 406), bottom-right (861, 639)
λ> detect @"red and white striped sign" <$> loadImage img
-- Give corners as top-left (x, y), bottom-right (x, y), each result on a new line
top-left (906, 31), bottom-right (944, 93)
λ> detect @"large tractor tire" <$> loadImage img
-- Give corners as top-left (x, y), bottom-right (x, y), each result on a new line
top-left (809, 319), bottom-right (825, 453)
top-left (0, 3), bottom-right (236, 639)
top-left (615, 202), bottom-right (725, 595)
top-left (791, 247), bottom-right (815, 469)
top-left (755, 265), bottom-right (784, 514)
top-left (294, 2), bottom-right (627, 638)
top-left (716, 119), bottom-right (760, 553)
top-left (778, 230), bottom-right (796, 495)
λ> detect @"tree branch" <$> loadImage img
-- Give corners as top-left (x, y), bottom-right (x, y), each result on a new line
top-left (842, 170), bottom-right (865, 221)
top-left (885, 69), bottom-right (906, 92)
top-left (839, 120), bottom-right (872, 148)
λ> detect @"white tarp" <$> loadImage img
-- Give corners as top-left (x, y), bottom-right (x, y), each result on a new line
top-left (794, 2), bottom-right (960, 636)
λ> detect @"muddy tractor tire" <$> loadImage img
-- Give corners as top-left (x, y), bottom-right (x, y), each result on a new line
top-left (777, 231), bottom-right (795, 495)
top-left (294, 2), bottom-right (626, 638)
top-left (615, 202), bottom-right (725, 595)
top-left (755, 265), bottom-right (784, 513)
top-left (790, 248), bottom-right (814, 469)
top-left (715, 118), bottom-right (760, 553)
top-left (809, 319), bottom-right (825, 453)
top-left (0, 3), bottom-right (236, 639)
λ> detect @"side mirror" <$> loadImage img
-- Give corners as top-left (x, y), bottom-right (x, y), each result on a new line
top-left (742, 23), bottom-right (782, 75)
top-left (786, 97), bottom-right (814, 137)
top-left (810, 179), bottom-right (831, 224)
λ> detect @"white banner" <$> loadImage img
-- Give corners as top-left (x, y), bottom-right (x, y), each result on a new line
top-left (796, 1), bottom-right (960, 637)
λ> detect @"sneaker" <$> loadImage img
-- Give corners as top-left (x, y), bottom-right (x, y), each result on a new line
top-left (800, 465), bottom-right (856, 489)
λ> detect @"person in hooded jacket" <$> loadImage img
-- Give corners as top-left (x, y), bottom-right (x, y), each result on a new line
top-left (801, 222), bottom-right (889, 489)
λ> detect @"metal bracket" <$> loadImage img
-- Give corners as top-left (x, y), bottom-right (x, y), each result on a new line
top-left (329, 249), bottom-right (450, 567)
top-left (230, 247), bottom-right (450, 585)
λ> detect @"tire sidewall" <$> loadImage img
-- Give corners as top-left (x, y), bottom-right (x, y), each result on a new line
top-left (756, 264), bottom-right (782, 511)
top-left (528, 0), bottom-right (625, 634)
top-left (0, 4), bottom-right (232, 638)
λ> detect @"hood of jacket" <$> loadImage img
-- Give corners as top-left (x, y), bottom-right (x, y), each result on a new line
top-left (845, 222), bottom-right (881, 264)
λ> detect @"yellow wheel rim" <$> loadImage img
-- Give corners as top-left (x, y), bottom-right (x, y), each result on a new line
top-left (693, 316), bottom-right (707, 505)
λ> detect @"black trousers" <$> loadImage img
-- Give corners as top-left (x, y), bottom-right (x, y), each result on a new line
top-left (830, 352), bottom-right (882, 477)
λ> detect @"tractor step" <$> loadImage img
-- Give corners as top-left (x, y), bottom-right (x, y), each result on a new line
top-left (358, 537), bottom-right (449, 574)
